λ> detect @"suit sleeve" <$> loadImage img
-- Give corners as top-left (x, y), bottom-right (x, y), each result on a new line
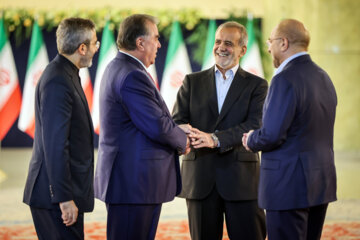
top-left (248, 75), bottom-right (296, 152)
top-left (40, 77), bottom-right (73, 203)
top-left (216, 79), bottom-right (268, 153)
top-left (172, 74), bottom-right (190, 124)
top-left (120, 71), bottom-right (187, 152)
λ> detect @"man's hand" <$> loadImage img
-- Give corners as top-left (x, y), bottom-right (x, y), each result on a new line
top-left (178, 124), bottom-right (192, 134)
top-left (242, 130), bottom-right (254, 152)
top-left (182, 137), bottom-right (192, 155)
top-left (59, 200), bottom-right (78, 226)
top-left (189, 128), bottom-right (216, 149)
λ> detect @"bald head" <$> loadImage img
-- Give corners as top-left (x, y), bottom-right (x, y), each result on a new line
top-left (276, 19), bottom-right (310, 51)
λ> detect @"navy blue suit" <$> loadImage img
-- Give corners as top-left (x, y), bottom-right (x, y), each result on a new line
top-left (94, 52), bottom-right (187, 239)
top-left (248, 54), bottom-right (337, 239)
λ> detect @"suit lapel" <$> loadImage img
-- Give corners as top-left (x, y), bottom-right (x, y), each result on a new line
top-left (215, 67), bottom-right (249, 126)
top-left (206, 67), bottom-right (219, 118)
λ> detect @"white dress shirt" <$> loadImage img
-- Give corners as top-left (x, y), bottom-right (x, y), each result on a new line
top-left (215, 64), bottom-right (239, 113)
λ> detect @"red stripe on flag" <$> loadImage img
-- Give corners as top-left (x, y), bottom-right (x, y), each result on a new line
top-left (83, 82), bottom-right (93, 112)
top-left (94, 124), bottom-right (100, 135)
top-left (0, 84), bottom-right (22, 140)
top-left (24, 117), bottom-right (35, 138)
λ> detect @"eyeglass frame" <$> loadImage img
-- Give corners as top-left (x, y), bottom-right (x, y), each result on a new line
top-left (266, 37), bottom-right (283, 47)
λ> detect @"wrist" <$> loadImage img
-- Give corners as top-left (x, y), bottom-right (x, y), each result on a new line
top-left (211, 133), bottom-right (219, 148)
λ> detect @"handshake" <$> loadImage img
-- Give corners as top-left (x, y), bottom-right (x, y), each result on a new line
top-left (178, 124), bottom-right (219, 155)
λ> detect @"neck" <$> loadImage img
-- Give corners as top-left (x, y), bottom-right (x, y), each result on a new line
top-left (61, 53), bottom-right (80, 69)
top-left (121, 49), bottom-right (147, 67)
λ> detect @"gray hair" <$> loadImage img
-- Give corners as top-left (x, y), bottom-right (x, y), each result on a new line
top-left (117, 14), bottom-right (157, 51)
top-left (216, 21), bottom-right (248, 47)
top-left (56, 18), bottom-right (96, 55)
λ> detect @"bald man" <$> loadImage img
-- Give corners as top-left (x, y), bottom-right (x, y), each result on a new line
top-left (242, 19), bottom-right (337, 239)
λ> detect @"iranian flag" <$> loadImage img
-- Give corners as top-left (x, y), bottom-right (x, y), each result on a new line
top-left (0, 18), bottom-right (22, 140)
top-left (92, 21), bottom-right (117, 134)
top-left (18, 21), bottom-right (48, 138)
top-left (160, 21), bottom-right (191, 112)
top-left (147, 64), bottom-right (159, 90)
top-left (240, 15), bottom-right (264, 78)
top-left (202, 19), bottom-right (216, 70)
top-left (79, 68), bottom-right (93, 111)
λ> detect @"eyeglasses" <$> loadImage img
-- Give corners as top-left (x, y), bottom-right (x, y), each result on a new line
top-left (266, 37), bottom-right (283, 47)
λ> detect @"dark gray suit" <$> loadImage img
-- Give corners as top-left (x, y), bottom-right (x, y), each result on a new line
top-left (173, 66), bottom-right (268, 239)
top-left (23, 54), bottom-right (94, 239)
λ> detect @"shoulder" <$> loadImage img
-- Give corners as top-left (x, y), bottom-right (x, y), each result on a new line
top-left (240, 69), bottom-right (268, 88)
top-left (184, 68), bottom-right (213, 84)
top-left (39, 62), bottom-right (72, 90)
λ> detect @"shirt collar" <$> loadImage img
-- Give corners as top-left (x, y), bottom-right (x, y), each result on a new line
top-left (274, 51), bottom-right (308, 76)
top-left (214, 64), bottom-right (239, 79)
top-left (119, 50), bottom-right (147, 70)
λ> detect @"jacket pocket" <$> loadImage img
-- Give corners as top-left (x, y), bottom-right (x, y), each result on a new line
top-left (261, 159), bottom-right (280, 170)
top-left (236, 151), bottom-right (259, 162)
top-left (181, 151), bottom-right (195, 161)
top-left (140, 149), bottom-right (172, 160)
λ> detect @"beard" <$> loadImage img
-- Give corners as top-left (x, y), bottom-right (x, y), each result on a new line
top-left (272, 57), bottom-right (280, 68)
top-left (79, 53), bottom-right (93, 68)
top-left (214, 51), bottom-right (236, 70)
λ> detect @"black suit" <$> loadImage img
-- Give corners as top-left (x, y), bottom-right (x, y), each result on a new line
top-left (173, 66), bottom-right (268, 239)
top-left (23, 54), bottom-right (94, 239)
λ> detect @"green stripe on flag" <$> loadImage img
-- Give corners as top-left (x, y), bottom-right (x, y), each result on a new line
top-left (98, 21), bottom-right (116, 64)
top-left (202, 19), bottom-right (216, 69)
top-left (0, 18), bottom-right (7, 51)
top-left (246, 18), bottom-right (255, 50)
top-left (165, 21), bottom-right (184, 67)
top-left (27, 22), bottom-right (44, 71)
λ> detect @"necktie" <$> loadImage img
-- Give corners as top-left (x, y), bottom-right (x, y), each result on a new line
top-left (147, 72), bottom-right (160, 90)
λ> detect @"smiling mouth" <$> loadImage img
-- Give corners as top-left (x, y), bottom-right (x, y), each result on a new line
top-left (216, 52), bottom-right (229, 57)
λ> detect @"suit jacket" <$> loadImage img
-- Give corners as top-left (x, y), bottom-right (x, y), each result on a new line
top-left (248, 54), bottom-right (337, 210)
top-left (23, 54), bottom-right (95, 213)
top-left (172, 66), bottom-right (268, 200)
top-left (94, 52), bottom-right (187, 204)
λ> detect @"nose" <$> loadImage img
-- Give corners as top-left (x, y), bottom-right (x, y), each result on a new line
top-left (157, 40), bottom-right (161, 48)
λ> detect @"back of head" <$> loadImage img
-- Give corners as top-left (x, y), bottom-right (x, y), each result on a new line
top-left (276, 19), bottom-right (310, 51)
top-left (117, 14), bottom-right (157, 51)
top-left (56, 18), bottom-right (95, 55)
top-left (216, 21), bottom-right (248, 47)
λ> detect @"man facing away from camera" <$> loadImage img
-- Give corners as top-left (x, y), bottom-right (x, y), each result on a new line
top-left (243, 19), bottom-right (337, 240)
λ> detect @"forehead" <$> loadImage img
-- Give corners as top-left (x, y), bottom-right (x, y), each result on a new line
top-left (146, 21), bottom-right (159, 35)
top-left (270, 27), bottom-right (279, 37)
top-left (90, 30), bottom-right (97, 39)
top-left (215, 27), bottom-right (240, 42)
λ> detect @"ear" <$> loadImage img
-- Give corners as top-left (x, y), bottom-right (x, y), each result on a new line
top-left (240, 45), bottom-right (247, 57)
top-left (78, 43), bottom-right (87, 56)
top-left (280, 38), bottom-right (290, 51)
top-left (136, 37), bottom-right (145, 51)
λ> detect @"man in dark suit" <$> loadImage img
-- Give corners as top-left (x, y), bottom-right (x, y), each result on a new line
top-left (23, 18), bottom-right (99, 239)
top-left (94, 14), bottom-right (190, 240)
top-left (243, 19), bottom-right (337, 240)
top-left (172, 21), bottom-right (267, 240)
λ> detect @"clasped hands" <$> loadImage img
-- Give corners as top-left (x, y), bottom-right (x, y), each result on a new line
top-left (178, 124), bottom-right (218, 155)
